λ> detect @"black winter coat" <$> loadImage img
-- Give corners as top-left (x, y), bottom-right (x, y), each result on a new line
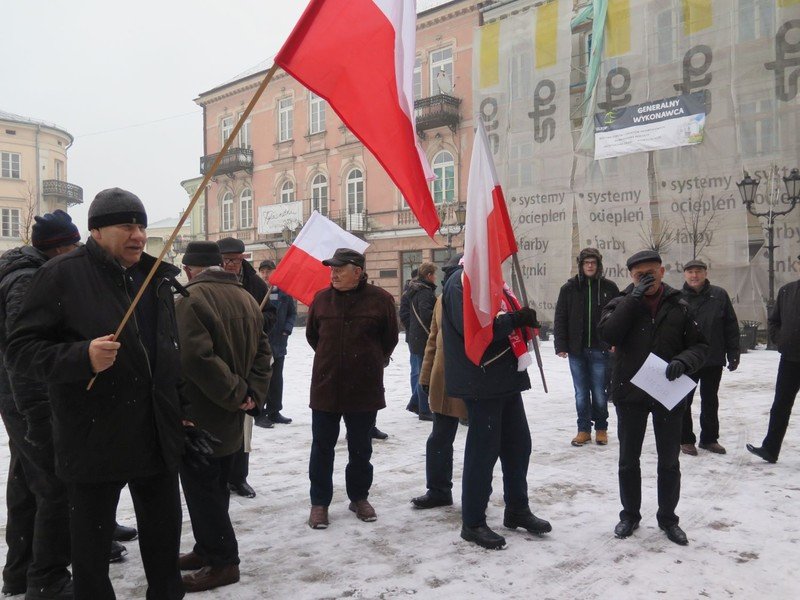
top-left (598, 284), bottom-right (708, 405)
top-left (441, 267), bottom-right (531, 399)
top-left (240, 259), bottom-right (276, 335)
top-left (6, 238), bottom-right (186, 482)
top-left (266, 287), bottom-right (297, 358)
top-left (680, 280), bottom-right (739, 366)
top-left (769, 280), bottom-right (800, 361)
top-left (404, 279), bottom-right (437, 355)
top-left (554, 275), bottom-right (619, 355)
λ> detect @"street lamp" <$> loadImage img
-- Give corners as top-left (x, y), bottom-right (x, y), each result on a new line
top-left (437, 202), bottom-right (466, 258)
top-left (737, 167), bottom-right (800, 349)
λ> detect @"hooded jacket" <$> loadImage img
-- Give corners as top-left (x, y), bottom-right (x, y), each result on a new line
top-left (554, 274), bottom-right (619, 355)
top-left (680, 280), bottom-right (739, 367)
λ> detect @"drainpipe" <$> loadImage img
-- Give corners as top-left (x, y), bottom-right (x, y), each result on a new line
top-left (203, 104), bottom-right (209, 239)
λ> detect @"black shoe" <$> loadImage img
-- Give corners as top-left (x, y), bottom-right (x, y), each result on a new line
top-left (371, 427), bottom-right (388, 440)
top-left (746, 443), bottom-right (777, 463)
top-left (24, 578), bottom-right (73, 600)
top-left (406, 404), bottom-right (419, 415)
top-left (659, 523), bottom-right (688, 545)
top-left (228, 481), bottom-right (256, 498)
top-left (614, 519), bottom-right (640, 538)
top-left (113, 522), bottom-right (138, 542)
top-left (418, 412), bottom-right (433, 422)
top-left (109, 541), bottom-right (127, 563)
top-left (254, 416), bottom-right (274, 429)
top-left (269, 412), bottom-right (292, 425)
top-left (410, 492), bottom-right (453, 509)
top-left (503, 508), bottom-right (552, 534)
top-left (460, 525), bottom-right (506, 550)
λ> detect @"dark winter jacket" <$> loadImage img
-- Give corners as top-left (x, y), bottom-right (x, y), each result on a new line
top-left (0, 246), bottom-right (50, 421)
top-left (769, 280), bottom-right (800, 361)
top-left (239, 259), bottom-right (276, 335)
top-left (176, 269), bottom-right (271, 457)
top-left (441, 267), bottom-right (531, 399)
top-left (598, 283), bottom-right (709, 405)
top-left (398, 279), bottom-right (412, 333)
top-left (680, 280), bottom-right (739, 367)
top-left (306, 277), bottom-right (399, 413)
top-left (266, 287), bottom-right (297, 358)
top-left (404, 278), bottom-right (437, 355)
top-left (554, 275), bottom-right (619, 355)
top-left (6, 238), bottom-right (186, 483)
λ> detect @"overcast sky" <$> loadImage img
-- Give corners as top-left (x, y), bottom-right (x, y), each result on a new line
top-left (2, 0), bottom-right (310, 233)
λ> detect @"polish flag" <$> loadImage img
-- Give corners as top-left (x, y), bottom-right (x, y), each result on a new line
top-left (462, 120), bottom-right (519, 365)
top-left (274, 0), bottom-right (440, 237)
top-left (269, 211), bottom-right (370, 306)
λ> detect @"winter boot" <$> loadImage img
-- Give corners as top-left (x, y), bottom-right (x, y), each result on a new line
top-left (595, 430), bottom-right (608, 445)
top-left (503, 508), bottom-right (552, 534)
top-left (571, 431), bottom-right (592, 446)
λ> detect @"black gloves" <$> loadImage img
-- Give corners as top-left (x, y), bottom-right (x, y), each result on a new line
top-left (24, 418), bottom-right (52, 448)
top-left (183, 426), bottom-right (221, 470)
top-left (631, 274), bottom-right (655, 299)
top-left (665, 359), bottom-right (686, 381)
top-left (727, 353), bottom-right (740, 372)
top-left (512, 306), bottom-right (540, 329)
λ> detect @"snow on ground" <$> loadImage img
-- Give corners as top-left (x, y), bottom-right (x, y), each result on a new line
top-left (1, 332), bottom-right (799, 599)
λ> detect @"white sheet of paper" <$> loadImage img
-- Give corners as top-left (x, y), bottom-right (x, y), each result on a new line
top-left (630, 353), bottom-right (697, 411)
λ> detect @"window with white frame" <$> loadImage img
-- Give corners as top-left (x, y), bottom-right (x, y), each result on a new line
top-left (311, 174), bottom-right (329, 216)
top-left (221, 192), bottom-right (234, 231)
top-left (508, 140), bottom-right (534, 189)
top-left (280, 180), bottom-right (295, 204)
top-left (1, 152), bottom-right (20, 179)
top-left (278, 97), bottom-right (293, 142)
top-left (238, 116), bottom-right (251, 149)
top-left (239, 189), bottom-right (253, 228)
top-left (430, 47), bottom-right (453, 95)
top-left (309, 93), bottom-right (326, 134)
top-left (738, 0), bottom-right (774, 42)
top-left (200, 205), bottom-right (206, 233)
top-left (220, 116), bottom-right (234, 145)
top-left (739, 98), bottom-right (779, 157)
top-left (431, 151), bottom-right (455, 204)
top-left (55, 159), bottom-right (64, 180)
top-left (1, 208), bottom-right (20, 238)
top-left (346, 169), bottom-right (364, 214)
top-left (509, 44), bottom-right (534, 101)
top-left (413, 57), bottom-right (422, 100)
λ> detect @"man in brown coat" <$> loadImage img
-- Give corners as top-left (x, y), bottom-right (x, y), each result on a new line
top-left (174, 241), bottom-right (271, 592)
top-left (306, 248), bottom-right (399, 529)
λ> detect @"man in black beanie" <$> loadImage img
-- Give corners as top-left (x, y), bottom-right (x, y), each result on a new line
top-left (7, 188), bottom-right (192, 599)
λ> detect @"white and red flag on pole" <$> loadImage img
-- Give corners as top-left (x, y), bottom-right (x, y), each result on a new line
top-left (462, 120), bottom-right (519, 366)
top-left (269, 211), bottom-right (369, 306)
top-left (274, 0), bottom-right (439, 237)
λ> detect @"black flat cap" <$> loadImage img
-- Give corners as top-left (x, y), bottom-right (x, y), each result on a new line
top-left (626, 250), bottom-right (662, 270)
top-left (182, 241), bottom-right (222, 267)
top-left (217, 237), bottom-right (245, 254)
top-left (683, 259), bottom-right (707, 270)
top-left (322, 248), bottom-right (365, 269)
top-left (259, 259), bottom-right (276, 270)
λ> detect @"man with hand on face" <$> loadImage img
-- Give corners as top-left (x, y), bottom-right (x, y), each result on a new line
top-left (7, 188), bottom-right (190, 599)
top-left (679, 260), bottom-right (740, 456)
top-left (598, 250), bottom-right (708, 547)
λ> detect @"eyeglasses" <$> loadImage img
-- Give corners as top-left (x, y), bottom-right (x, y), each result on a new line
top-left (222, 258), bottom-right (243, 266)
top-left (582, 259), bottom-right (598, 265)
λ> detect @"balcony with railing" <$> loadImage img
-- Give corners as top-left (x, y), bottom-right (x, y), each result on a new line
top-left (41, 180), bottom-right (83, 205)
top-left (199, 147), bottom-right (253, 176)
top-left (414, 94), bottom-right (461, 137)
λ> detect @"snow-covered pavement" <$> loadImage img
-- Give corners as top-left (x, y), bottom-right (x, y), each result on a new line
top-left (1, 332), bottom-right (798, 599)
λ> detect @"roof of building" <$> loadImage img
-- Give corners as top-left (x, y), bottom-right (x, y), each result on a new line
top-left (147, 216), bottom-right (192, 230)
top-left (0, 109), bottom-right (73, 142)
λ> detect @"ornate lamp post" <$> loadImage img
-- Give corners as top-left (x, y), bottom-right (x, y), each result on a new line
top-left (438, 202), bottom-right (467, 259)
top-left (737, 167), bottom-right (800, 349)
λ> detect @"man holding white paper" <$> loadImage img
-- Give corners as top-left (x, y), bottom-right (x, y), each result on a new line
top-left (598, 250), bottom-right (708, 546)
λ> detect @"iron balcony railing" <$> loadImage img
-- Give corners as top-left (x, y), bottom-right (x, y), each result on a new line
top-left (200, 147), bottom-right (253, 176)
top-left (414, 94), bottom-right (461, 135)
top-left (41, 180), bottom-right (83, 205)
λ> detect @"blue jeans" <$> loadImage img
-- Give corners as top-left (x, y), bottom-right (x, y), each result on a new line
top-left (568, 348), bottom-right (610, 432)
top-left (407, 352), bottom-right (430, 414)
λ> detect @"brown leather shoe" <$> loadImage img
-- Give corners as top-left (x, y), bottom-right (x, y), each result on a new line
top-left (680, 443), bottom-right (698, 456)
top-left (699, 442), bottom-right (727, 454)
top-left (571, 431), bottom-right (592, 446)
top-left (308, 505), bottom-right (329, 529)
top-left (179, 551), bottom-right (207, 571)
top-left (595, 430), bottom-right (608, 445)
top-left (349, 499), bottom-right (377, 522)
top-left (182, 564), bottom-right (239, 593)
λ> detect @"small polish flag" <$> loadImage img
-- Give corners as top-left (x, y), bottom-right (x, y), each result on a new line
top-left (269, 211), bottom-right (370, 306)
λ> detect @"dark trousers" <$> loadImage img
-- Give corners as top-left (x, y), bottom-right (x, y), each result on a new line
top-left (265, 355), bottom-right (285, 415)
top-left (682, 365), bottom-right (723, 444)
top-left (762, 357), bottom-right (800, 459)
top-left (66, 470), bottom-right (183, 600)
top-left (227, 444), bottom-right (249, 485)
top-left (461, 393), bottom-right (531, 528)
top-left (179, 454), bottom-right (239, 566)
top-left (0, 408), bottom-right (70, 593)
top-left (309, 410), bottom-right (376, 506)
top-left (426, 413), bottom-right (459, 500)
top-left (616, 400), bottom-right (683, 527)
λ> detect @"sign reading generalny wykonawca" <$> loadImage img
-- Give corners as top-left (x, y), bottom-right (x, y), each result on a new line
top-left (594, 91), bottom-right (707, 160)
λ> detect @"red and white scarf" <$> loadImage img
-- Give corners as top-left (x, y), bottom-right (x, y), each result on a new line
top-left (501, 284), bottom-right (534, 372)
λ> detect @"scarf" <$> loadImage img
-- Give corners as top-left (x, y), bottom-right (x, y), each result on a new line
top-left (501, 284), bottom-right (534, 372)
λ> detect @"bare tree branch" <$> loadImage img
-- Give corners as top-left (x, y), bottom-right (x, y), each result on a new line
top-left (676, 191), bottom-right (716, 259)
top-left (638, 219), bottom-right (676, 254)
top-left (17, 182), bottom-right (37, 245)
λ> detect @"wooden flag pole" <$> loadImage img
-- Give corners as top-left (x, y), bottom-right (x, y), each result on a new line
top-left (259, 285), bottom-right (275, 311)
top-left (511, 252), bottom-right (548, 394)
top-left (87, 63), bottom-right (281, 390)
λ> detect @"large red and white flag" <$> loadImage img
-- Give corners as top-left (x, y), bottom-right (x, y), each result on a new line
top-left (274, 0), bottom-right (439, 237)
top-left (462, 120), bottom-right (519, 365)
top-left (269, 211), bottom-right (370, 306)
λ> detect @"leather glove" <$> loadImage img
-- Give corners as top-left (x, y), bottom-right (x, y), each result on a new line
top-left (665, 359), bottom-right (686, 381)
top-left (631, 274), bottom-right (655, 299)
top-left (183, 426), bottom-right (221, 471)
top-left (512, 306), bottom-right (540, 329)
top-left (24, 418), bottom-right (52, 448)
top-left (421, 384), bottom-right (430, 393)
top-left (727, 353), bottom-right (740, 372)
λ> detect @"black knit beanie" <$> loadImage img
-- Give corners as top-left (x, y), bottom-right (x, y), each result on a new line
top-left (31, 210), bottom-right (81, 250)
top-left (88, 188), bottom-right (148, 230)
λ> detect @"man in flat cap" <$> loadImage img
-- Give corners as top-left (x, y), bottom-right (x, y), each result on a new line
top-left (176, 241), bottom-right (270, 592)
top-left (305, 248), bottom-right (398, 529)
top-left (747, 253), bottom-right (800, 464)
top-left (679, 259), bottom-right (740, 456)
top-left (598, 250), bottom-right (707, 546)
top-left (7, 188), bottom-right (190, 598)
